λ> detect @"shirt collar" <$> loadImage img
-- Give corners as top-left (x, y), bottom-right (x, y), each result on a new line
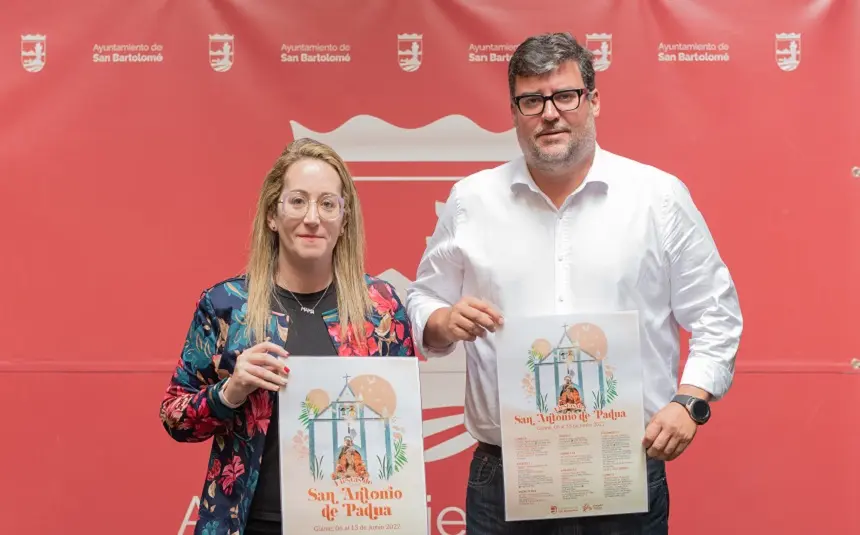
top-left (511, 142), bottom-right (611, 196)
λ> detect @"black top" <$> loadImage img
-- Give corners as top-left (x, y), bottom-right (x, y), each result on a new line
top-left (244, 283), bottom-right (338, 535)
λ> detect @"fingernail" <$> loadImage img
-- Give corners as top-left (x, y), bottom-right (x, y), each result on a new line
top-left (284, 366), bottom-right (290, 373)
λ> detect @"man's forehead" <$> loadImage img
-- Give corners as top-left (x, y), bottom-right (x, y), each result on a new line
top-left (515, 62), bottom-right (583, 91)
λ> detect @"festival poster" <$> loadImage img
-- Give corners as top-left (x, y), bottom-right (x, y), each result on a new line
top-left (278, 356), bottom-right (429, 534)
top-left (495, 312), bottom-right (649, 521)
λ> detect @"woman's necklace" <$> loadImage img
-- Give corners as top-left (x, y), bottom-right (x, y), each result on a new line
top-left (280, 283), bottom-right (330, 315)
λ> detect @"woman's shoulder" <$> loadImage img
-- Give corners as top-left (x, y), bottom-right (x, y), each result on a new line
top-left (362, 273), bottom-right (405, 301)
top-left (196, 274), bottom-right (249, 309)
top-left (361, 273), bottom-right (411, 325)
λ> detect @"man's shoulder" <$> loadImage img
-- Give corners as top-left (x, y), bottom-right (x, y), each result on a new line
top-left (602, 149), bottom-right (679, 183)
top-left (456, 158), bottom-right (523, 189)
top-left (450, 158), bottom-right (524, 198)
top-left (600, 148), bottom-right (687, 198)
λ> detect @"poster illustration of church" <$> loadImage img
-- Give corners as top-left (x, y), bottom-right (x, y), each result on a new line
top-left (523, 322), bottom-right (619, 414)
top-left (298, 371), bottom-right (405, 484)
top-left (499, 314), bottom-right (644, 422)
top-left (278, 356), bottom-right (428, 533)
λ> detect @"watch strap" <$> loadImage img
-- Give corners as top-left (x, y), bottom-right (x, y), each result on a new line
top-left (672, 394), bottom-right (709, 424)
top-left (672, 394), bottom-right (695, 406)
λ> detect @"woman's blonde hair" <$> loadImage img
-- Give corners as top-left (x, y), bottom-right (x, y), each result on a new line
top-left (245, 138), bottom-right (372, 345)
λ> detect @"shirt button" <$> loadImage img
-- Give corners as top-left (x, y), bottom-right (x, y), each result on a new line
top-left (557, 255), bottom-right (563, 261)
top-left (558, 296), bottom-right (564, 302)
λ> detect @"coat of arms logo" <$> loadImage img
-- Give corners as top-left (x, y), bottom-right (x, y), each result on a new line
top-left (775, 33), bottom-right (801, 72)
top-left (209, 34), bottom-right (234, 72)
top-left (21, 34), bottom-right (46, 73)
top-left (585, 33), bottom-right (612, 72)
top-left (397, 33), bottom-right (423, 72)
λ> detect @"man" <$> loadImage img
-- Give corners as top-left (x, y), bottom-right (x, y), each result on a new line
top-left (405, 32), bottom-right (742, 534)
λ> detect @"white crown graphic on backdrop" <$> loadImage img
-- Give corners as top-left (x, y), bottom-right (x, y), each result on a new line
top-left (397, 33), bottom-right (423, 72)
top-left (21, 34), bottom-right (46, 73)
top-left (209, 34), bottom-right (234, 72)
top-left (289, 115), bottom-right (519, 163)
top-left (288, 115), bottom-right (519, 461)
top-left (775, 33), bottom-right (801, 72)
top-left (585, 33), bottom-right (612, 72)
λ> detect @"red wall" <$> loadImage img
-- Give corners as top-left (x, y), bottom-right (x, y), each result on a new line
top-left (1, 1), bottom-right (858, 533)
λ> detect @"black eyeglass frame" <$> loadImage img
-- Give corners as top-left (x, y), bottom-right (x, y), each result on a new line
top-left (513, 88), bottom-right (589, 116)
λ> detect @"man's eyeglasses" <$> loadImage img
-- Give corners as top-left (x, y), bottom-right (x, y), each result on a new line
top-left (513, 88), bottom-right (588, 116)
top-left (278, 191), bottom-right (344, 221)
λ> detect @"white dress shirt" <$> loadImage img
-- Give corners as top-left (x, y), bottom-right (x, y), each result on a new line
top-left (405, 144), bottom-right (743, 446)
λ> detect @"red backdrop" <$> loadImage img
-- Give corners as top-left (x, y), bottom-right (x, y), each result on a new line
top-left (1, 1), bottom-right (858, 533)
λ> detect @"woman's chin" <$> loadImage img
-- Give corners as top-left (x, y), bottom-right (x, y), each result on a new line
top-left (288, 246), bottom-right (331, 263)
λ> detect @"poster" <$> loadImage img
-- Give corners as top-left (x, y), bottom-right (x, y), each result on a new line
top-left (278, 356), bottom-right (429, 534)
top-left (495, 312), bottom-right (648, 521)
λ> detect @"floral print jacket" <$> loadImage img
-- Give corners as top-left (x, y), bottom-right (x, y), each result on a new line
top-left (159, 274), bottom-right (415, 535)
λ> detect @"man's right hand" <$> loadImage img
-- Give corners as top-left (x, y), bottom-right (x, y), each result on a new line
top-left (428, 296), bottom-right (504, 346)
top-left (222, 341), bottom-right (290, 405)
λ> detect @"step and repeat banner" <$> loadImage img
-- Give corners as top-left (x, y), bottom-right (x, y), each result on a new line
top-left (1, 1), bottom-right (858, 534)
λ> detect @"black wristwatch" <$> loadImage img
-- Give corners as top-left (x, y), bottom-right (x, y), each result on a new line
top-left (672, 394), bottom-right (711, 425)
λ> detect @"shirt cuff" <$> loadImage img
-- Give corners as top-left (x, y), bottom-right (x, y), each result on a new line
top-left (411, 301), bottom-right (457, 358)
top-left (679, 357), bottom-right (734, 400)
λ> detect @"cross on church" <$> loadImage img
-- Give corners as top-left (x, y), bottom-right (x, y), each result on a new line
top-left (342, 373), bottom-right (351, 383)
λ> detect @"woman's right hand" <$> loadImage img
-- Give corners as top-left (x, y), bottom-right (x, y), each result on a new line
top-left (222, 341), bottom-right (290, 405)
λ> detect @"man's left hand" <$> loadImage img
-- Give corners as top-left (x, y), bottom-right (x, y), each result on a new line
top-left (642, 401), bottom-right (697, 461)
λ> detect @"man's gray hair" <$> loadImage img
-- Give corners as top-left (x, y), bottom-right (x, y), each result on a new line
top-left (507, 32), bottom-right (595, 99)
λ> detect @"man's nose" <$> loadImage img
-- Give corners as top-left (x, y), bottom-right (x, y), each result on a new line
top-left (541, 99), bottom-right (560, 120)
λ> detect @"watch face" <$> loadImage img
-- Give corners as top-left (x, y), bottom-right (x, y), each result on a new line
top-left (690, 400), bottom-right (710, 421)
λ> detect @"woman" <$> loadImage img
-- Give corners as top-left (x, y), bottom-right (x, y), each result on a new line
top-left (159, 138), bottom-right (415, 535)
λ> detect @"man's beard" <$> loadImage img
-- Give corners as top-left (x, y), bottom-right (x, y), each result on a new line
top-left (524, 115), bottom-right (596, 173)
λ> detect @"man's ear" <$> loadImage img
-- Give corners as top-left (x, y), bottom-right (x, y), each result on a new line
top-left (589, 89), bottom-right (601, 118)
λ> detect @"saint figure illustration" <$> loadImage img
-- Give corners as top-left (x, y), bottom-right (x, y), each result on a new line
top-left (556, 375), bottom-right (585, 413)
top-left (332, 436), bottom-right (368, 480)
